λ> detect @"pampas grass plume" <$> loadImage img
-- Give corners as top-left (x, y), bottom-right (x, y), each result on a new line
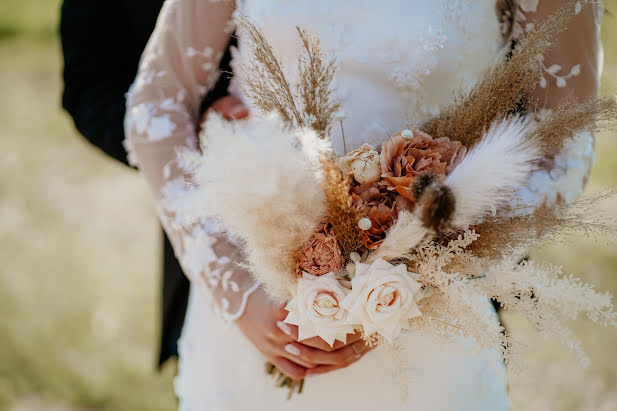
top-left (184, 113), bottom-right (327, 299)
top-left (445, 117), bottom-right (539, 228)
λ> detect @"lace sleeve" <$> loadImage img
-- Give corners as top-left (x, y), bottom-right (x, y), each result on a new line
top-left (124, 0), bottom-right (259, 321)
top-left (500, 0), bottom-right (603, 208)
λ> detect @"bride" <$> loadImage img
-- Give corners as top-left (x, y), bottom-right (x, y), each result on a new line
top-left (124, 0), bottom-right (602, 409)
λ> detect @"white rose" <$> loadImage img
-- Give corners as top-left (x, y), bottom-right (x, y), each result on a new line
top-left (284, 272), bottom-right (357, 346)
top-left (342, 258), bottom-right (423, 342)
top-left (336, 144), bottom-right (381, 184)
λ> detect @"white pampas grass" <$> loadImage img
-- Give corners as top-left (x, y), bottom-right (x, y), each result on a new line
top-left (445, 117), bottom-right (539, 228)
top-left (183, 113), bottom-right (328, 299)
top-left (367, 211), bottom-right (428, 263)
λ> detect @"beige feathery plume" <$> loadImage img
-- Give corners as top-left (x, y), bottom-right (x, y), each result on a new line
top-left (296, 28), bottom-right (341, 138)
top-left (366, 211), bottom-right (428, 264)
top-left (467, 191), bottom-right (617, 260)
top-left (239, 16), bottom-right (303, 127)
top-left (531, 96), bottom-right (617, 156)
top-left (240, 17), bottom-right (340, 137)
top-left (445, 117), bottom-right (539, 229)
top-left (185, 114), bottom-right (327, 300)
top-left (319, 155), bottom-right (364, 259)
top-left (421, 3), bottom-right (572, 148)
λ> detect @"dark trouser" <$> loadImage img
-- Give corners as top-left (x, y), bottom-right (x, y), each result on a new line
top-left (158, 230), bottom-right (190, 367)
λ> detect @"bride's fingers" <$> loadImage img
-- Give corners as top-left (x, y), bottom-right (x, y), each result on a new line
top-left (304, 341), bottom-right (373, 376)
top-left (282, 340), bottom-right (371, 367)
top-left (278, 344), bottom-right (317, 369)
top-left (275, 321), bottom-right (299, 341)
top-left (270, 356), bottom-right (308, 381)
top-left (204, 95), bottom-right (249, 121)
top-left (300, 331), bottom-right (364, 352)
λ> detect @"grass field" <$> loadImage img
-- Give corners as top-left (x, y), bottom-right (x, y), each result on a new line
top-left (1, 1), bottom-right (616, 410)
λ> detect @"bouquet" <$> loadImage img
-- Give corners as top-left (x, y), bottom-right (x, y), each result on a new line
top-left (183, 5), bottom-right (617, 396)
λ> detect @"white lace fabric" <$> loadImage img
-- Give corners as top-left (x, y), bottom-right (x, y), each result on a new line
top-left (499, 0), bottom-right (603, 210)
top-left (124, 0), bottom-right (259, 322)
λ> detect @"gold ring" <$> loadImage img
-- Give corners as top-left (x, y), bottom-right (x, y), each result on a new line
top-left (351, 342), bottom-right (362, 359)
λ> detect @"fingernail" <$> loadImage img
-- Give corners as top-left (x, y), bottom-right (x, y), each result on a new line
top-left (284, 344), bottom-right (301, 356)
top-left (276, 321), bottom-right (292, 336)
top-left (230, 104), bottom-right (249, 118)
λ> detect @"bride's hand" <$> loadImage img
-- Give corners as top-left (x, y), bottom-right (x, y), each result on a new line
top-left (235, 287), bottom-right (373, 380)
top-left (209, 96), bottom-right (374, 377)
top-left (281, 329), bottom-right (374, 377)
top-left (203, 94), bottom-right (249, 123)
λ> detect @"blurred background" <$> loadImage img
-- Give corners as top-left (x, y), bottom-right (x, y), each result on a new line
top-left (0, 1), bottom-right (615, 410)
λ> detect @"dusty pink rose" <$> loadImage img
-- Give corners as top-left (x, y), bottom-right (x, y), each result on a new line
top-left (297, 224), bottom-right (344, 276)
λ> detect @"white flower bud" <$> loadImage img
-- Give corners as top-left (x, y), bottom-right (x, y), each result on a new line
top-left (401, 129), bottom-right (414, 139)
top-left (334, 111), bottom-right (347, 121)
top-left (358, 218), bottom-right (372, 231)
top-left (346, 262), bottom-right (356, 277)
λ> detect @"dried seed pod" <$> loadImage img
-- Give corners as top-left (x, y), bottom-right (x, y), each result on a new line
top-left (411, 170), bottom-right (439, 200)
top-left (418, 184), bottom-right (456, 232)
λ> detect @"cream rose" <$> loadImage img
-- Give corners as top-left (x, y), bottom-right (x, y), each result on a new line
top-left (342, 258), bottom-right (423, 342)
top-left (284, 272), bottom-right (357, 346)
top-left (337, 144), bottom-right (381, 184)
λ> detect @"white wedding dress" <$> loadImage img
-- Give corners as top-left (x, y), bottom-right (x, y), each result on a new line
top-left (124, 0), bottom-right (602, 410)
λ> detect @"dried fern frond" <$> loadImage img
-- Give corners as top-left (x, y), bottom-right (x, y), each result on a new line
top-left (239, 16), bottom-right (302, 126)
top-left (421, 4), bottom-right (573, 147)
top-left (296, 28), bottom-right (340, 138)
top-left (319, 155), bottom-right (363, 258)
top-left (532, 96), bottom-right (617, 156)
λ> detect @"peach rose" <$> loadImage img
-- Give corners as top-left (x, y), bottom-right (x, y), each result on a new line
top-left (297, 224), bottom-right (344, 276)
top-left (380, 130), bottom-right (466, 201)
top-left (285, 272), bottom-right (356, 346)
top-left (342, 258), bottom-right (423, 342)
top-left (337, 144), bottom-right (381, 184)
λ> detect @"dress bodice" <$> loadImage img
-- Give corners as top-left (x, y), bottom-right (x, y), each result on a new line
top-left (232, 0), bottom-right (503, 154)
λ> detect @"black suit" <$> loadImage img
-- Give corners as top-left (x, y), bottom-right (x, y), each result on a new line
top-left (60, 0), bottom-right (234, 366)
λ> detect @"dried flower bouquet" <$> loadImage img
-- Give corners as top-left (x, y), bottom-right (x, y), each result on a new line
top-left (183, 4), bottom-right (617, 393)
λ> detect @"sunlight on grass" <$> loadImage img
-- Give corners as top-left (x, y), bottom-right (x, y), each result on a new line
top-left (0, 39), bottom-right (177, 411)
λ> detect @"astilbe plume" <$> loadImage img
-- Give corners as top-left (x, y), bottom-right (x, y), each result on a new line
top-left (406, 232), bottom-right (511, 364)
top-left (405, 230), bottom-right (617, 369)
top-left (476, 260), bottom-right (617, 366)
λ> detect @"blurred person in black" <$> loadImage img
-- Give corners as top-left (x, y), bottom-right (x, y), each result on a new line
top-left (59, 0), bottom-right (244, 367)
